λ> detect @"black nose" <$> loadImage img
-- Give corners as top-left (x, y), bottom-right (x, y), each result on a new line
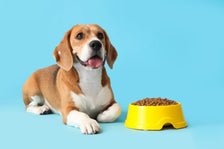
top-left (89, 40), bottom-right (102, 51)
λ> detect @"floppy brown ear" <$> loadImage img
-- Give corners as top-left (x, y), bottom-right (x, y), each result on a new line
top-left (53, 29), bottom-right (73, 71)
top-left (107, 44), bottom-right (118, 69)
top-left (104, 30), bottom-right (118, 69)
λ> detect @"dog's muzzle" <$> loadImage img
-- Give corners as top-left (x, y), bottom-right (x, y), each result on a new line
top-left (76, 54), bottom-right (107, 69)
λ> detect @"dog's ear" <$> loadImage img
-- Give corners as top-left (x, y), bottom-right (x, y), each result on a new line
top-left (103, 30), bottom-right (118, 69)
top-left (53, 29), bottom-right (73, 71)
top-left (107, 44), bottom-right (117, 69)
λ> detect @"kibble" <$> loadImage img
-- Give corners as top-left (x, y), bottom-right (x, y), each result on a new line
top-left (131, 97), bottom-right (177, 106)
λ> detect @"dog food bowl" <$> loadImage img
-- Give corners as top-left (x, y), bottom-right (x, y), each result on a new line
top-left (125, 101), bottom-right (187, 130)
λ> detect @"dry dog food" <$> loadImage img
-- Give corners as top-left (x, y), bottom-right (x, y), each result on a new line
top-left (132, 97), bottom-right (177, 106)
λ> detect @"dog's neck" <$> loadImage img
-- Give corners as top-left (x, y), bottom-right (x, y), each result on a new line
top-left (73, 62), bottom-right (103, 97)
top-left (73, 62), bottom-right (102, 83)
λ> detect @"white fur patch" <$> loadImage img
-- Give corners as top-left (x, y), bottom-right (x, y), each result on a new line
top-left (72, 62), bottom-right (112, 118)
top-left (70, 93), bottom-right (87, 112)
top-left (97, 103), bottom-right (121, 122)
top-left (70, 86), bottom-right (112, 118)
top-left (29, 95), bottom-right (44, 106)
top-left (67, 110), bottom-right (100, 134)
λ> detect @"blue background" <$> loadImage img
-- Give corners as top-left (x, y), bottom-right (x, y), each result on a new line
top-left (0, 0), bottom-right (224, 148)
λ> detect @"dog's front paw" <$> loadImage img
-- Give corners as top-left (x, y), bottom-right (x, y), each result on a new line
top-left (97, 103), bottom-right (121, 122)
top-left (80, 118), bottom-right (101, 134)
top-left (67, 110), bottom-right (101, 134)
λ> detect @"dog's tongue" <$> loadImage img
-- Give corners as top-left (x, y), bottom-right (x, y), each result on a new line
top-left (87, 57), bottom-right (103, 68)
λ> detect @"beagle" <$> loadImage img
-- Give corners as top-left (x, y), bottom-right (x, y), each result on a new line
top-left (22, 24), bottom-right (121, 134)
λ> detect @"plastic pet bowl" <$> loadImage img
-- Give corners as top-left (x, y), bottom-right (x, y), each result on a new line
top-left (125, 102), bottom-right (187, 130)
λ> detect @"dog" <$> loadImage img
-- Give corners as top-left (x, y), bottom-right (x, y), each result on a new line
top-left (22, 24), bottom-right (121, 134)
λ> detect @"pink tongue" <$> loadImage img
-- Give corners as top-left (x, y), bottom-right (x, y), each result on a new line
top-left (88, 57), bottom-right (103, 68)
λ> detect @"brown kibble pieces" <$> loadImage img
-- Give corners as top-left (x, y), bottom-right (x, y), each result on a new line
top-left (131, 97), bottom-right (177, 106)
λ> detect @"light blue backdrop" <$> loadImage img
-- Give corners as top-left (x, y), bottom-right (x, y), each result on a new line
top-left (0, 0), bottom-right (224, 149)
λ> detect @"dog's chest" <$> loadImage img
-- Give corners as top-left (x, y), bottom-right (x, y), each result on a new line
top-left (71, 64), bottom-right (112, 118)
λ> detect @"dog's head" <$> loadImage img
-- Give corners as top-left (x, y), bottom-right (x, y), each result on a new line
top-left (53, 24), bottom-right (117, 71)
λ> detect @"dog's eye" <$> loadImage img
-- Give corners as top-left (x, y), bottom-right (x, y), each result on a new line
top-left (76, 32), bottom-right (84, 40)
top-left (97, 32), bottom-right (104, 39)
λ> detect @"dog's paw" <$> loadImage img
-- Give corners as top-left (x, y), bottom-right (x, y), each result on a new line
top-left (27, 105), bottom-right (51, 115)
top-left (67, 110), bottom-right (101, 134)
top-left (79, 118), bottom-right (101, 134)
top-left (97, 103), bottom-right (121, 122)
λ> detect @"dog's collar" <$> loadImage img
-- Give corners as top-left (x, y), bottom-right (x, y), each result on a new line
top-left (75, 54), bottom-right (107, 68)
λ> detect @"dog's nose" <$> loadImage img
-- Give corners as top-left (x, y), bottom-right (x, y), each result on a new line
top-left (89, 40), bottom-right (102, 51)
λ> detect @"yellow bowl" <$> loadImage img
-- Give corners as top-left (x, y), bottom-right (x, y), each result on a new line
top-left (125, 102), bottom-right (187, 130)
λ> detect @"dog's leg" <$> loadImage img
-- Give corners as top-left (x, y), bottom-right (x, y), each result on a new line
top-left (67, 110), bottom-right (101, 134)
top-left (97, 103), bottom-right (121, 122)
top-left (23, 73), bottom-right (52, 115)
top-left (26, 95), bottom-right (51, 115)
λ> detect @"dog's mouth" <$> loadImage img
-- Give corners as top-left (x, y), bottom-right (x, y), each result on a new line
top-left (76, 55), bottom-right (103, 68)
